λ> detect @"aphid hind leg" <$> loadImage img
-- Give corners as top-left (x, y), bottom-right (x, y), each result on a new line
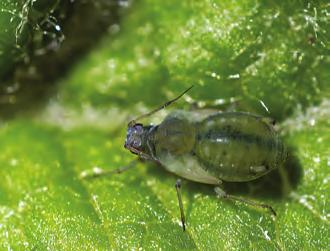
top-left (175, 179), bottom-right (186, 231)
top-left (214, 187), bottom-right (276, 216)
top-left (79, 160), bottom-right (138, 179)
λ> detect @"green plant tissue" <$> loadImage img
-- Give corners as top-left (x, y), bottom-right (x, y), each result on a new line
top-left (0, 0), bottom-right (59, 79)
top-left (0, 0), bottom-right (329, 250)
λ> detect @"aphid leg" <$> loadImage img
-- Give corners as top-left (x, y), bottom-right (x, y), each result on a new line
top-left (186, 95), bottom-right (241, 112)
top-left (214, 187), bottom-right (277, 217)
top-left (175, 179), bottom-right (186, 231)
top-left (79, 160), bottom-right (138, 179)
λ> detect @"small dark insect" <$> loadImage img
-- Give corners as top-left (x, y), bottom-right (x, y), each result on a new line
top-left (81, 86), bottom-right (287, 231)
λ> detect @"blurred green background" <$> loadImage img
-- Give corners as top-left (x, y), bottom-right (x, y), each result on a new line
top-left (0, 0), bottom-right (329, 250)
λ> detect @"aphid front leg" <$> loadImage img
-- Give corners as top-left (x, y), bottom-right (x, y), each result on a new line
top-left (214, 187), bottom-right (277, 217)
top-left (79, 159), bottom-right (138, 179)
top-left (175, 179), bottom-right (186, 231)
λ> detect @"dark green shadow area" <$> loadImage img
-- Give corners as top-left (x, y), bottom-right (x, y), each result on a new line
top-left (0, 0), bottom-right (124, 119)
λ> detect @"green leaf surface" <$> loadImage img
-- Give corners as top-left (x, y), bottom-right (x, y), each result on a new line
top-left (0, 0), bottom-right (329, 250)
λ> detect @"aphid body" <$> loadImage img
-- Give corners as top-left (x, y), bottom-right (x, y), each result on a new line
top-left (125, 110), bottom-right (287, 185)
top-left (83, 87), bottom-right (287, 231)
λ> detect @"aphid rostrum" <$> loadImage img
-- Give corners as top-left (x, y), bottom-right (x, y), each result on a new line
top-left (81, 86), bottom-right (287, 231)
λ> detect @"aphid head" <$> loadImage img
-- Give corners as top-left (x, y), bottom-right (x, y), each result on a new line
top-left (124, 86), bottom-right (193, 158)
top-left (124, 123), bottom-right (145, 154)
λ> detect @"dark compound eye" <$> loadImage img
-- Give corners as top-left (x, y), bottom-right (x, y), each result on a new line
top-left (134, 123), bottom-right (144, 134)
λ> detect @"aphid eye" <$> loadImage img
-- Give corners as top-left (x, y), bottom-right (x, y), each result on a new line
top-left (134, 123), bottom-right (143, 134)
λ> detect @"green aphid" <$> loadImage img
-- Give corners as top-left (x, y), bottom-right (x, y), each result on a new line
top-left (82, 86), bottom-right (287, 231)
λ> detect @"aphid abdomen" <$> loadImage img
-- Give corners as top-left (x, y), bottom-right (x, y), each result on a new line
top-left (194, 112), bottom-right (286, 182)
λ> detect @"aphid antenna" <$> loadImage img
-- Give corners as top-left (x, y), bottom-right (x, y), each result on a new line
top-left (128, 85), bottom-right (194, 127)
